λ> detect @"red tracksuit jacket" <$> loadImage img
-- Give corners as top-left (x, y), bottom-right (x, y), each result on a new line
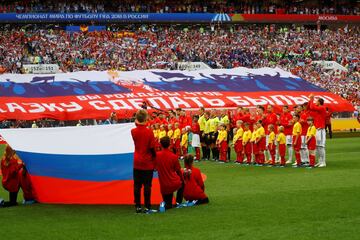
top-left (183, 167), bottom-right (207, 201)
top-left (1, 156), bottom-right (22, 192)
top-left (155, 149), bottom-right (183, 195)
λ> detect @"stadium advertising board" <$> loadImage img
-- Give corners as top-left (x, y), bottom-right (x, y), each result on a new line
top-left (0, 13), bottom-right (359, 23)
top-left (23, 64), bottom-right (60, 74)
top-left (176, 62), bottom-right (211, 71)
top-left (0, 68), bottom-right (354, 121)
top-left (312, 61), bottom-right (348, 72)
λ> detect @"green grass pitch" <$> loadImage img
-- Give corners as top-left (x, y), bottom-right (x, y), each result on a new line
top-left (1, 137), bottom-right (360, 240)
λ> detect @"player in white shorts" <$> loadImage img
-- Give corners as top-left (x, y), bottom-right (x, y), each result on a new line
top-left (308, 95), bottom-right (327, 167)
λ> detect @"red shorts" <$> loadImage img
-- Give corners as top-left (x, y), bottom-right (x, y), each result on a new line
top-left (220, 141), bottom-right (228, 152)
top-left (234, 140), bottom-right (243, 153)
top-left (244, 143), bottom-right (252, 154)
top-left (252, 142), bottom-right (258, 154)
top-left (257, 138), bottom-right (266, 151)
top-left (279, 144), bottom-right (286, 156)
top-left (292, 136), bottom-right (301, 151)
top-left (174, 139), bottom-right (180, 149)
top-left (307, 137), bottom-right (316, 150)
top-left (268, 143), bottom-right (276, 155)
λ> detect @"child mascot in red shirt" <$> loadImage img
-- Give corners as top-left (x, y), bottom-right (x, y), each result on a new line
top-left (1, 145), bottom-right (36, 207)
top-left (183, 155), bottom-right (209, 205)
top-left (156, 136), bottom-right (184, 212)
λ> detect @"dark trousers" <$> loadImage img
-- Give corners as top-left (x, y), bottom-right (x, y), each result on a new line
top-left (162, 184), bottom-right (184, 209)
top-left (133, 169), bottom-right (153, 209)
top-left (325, 123), bottom-right (332, 139)
top-left (3, 192), bottom-right (18, 207)
top-left (196, 197), bottom-right (209, 205)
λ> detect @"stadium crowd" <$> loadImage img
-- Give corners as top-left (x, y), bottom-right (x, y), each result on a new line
top-left (0, 25), bottom-right (358, 106)
top-left (0, 0), bottom-right (358, 15)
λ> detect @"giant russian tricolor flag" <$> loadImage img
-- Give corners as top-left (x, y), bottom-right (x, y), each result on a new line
top-left (0, 67), bottom-right (354, 121)
top-left (0, 124), bottom-right (162, 204)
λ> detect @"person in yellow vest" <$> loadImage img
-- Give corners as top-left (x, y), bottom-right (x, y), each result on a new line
top-left (277, 126), bottom-right (287, 167)
top-left (167, 124), bottom-right (174, 152)
top-left (233, 120), bottom-right (244, 164)
top-left (153, 123), bottom-right (161, 151)
top-left (255, 120), bottom-right (266, 165)
top-left (220, 109), bottom-right (231, 161)
top-left (250, 123), bottom-right (258, 165)
top-left (202, 111), bottom-right (211, 160)
top-left (267, 124), bottom-right (276, 166)
top-left (220, 110), bottom-right (230, 125)
top-left (180, 128), bottom-right (188, 158)
top-left (306, 117), bottom-right (317, 168)
top-left (173, 123), bottom-right (181, 157)
top-left (216, 124), bottom-right (228, 163)
top-left (197, 107), bottom-right (207, 159)
top-left (242, 122), bottom-right (252, 165)
top-left (292, 114), bottom-right (302, 167)
top-left (209, 110), bottom-right (220, 161)
top-left (158, 124), bottom-right (167, 150)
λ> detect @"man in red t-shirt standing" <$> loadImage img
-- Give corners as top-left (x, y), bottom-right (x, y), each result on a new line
top-left (309, 94), bottom-right (327, 167)
top-left (280, 105), bottom-right (294, 164)
top-left (131, 110), bottom-right (157, 213)
top-left (155, 136), bottom-right (184, 212)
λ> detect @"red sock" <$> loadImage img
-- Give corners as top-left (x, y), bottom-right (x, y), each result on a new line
top-left (295, 152), bottom-right (301, 165)
top-left (236, 152), bottom-right (243, 163)
top-left (271, 154), bottom-right (275, 165)
top-left (247, 153), bottom-right (252, 163)
top-left (195, 148), bottom-right (200, 160)
top-left (255, 154), bottom-right (259, 164)
top-left (280, 156), bottom-right (285, 165)
top-left (259, 154), bottom-right (264, 164)
top-left (309, 155), bottom-right (315, 166)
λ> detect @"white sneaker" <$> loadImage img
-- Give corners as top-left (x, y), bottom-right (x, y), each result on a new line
top-left (292, 162), bottom-right (297, 166)
top-left (286, 160), bottom-right (292, 164)
top-left (318, 164), bottom-right (327, 168)
top-left (315, 163), bottom-right (321, 167)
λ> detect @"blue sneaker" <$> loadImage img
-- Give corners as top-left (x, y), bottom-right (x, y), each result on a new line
top-left (23, 200), bottom-right (36, 205)
top-left (143, 208), bottom-right (158, 214)
top-left (186, 200), bottom-right (198, 207)
top-left (159, 202), bottom-right (166, 213)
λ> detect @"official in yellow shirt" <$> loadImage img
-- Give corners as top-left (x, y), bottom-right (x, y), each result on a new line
top-left (198, 114), bottom-right (206, 132)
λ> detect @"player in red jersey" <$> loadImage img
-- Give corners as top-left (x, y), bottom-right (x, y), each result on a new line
top-left (263, 105), bottom-right (278, 162)
top-left (279, 105), bottom-right (294, 164)
top-left (191, 115), bottom-right (201, 161)
top-left (325, 107), bottom-right (333, 139)
top-left (308, 94), bottom-right (327, 167)
top-left (299, 104), bottom-right (310, 164)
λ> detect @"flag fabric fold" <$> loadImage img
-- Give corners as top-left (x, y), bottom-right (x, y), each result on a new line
top-left (0, 124), bottom-right (162, 204)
